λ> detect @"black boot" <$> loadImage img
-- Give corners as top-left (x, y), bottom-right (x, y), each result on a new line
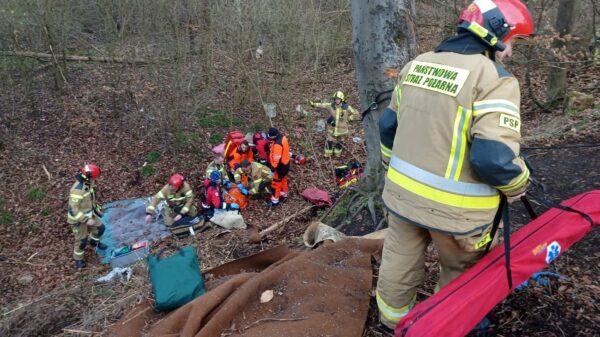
top-left (90, 240), bottom-right (107, 250)
top-left (374, 323), bottom-right (394, 337)
top-left (75, 260), bottom-right (87, 268)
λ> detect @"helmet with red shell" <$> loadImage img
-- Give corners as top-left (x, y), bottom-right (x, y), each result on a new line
top-left (81, 164), bottom-right (101, 180)
top-left (168, 173), bottom-right (185, 189)
top-left (459, 0), bottom-right (534, 44)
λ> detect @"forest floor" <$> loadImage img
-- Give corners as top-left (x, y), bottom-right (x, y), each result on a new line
top-left (1, 33), bottom-right (600, 337)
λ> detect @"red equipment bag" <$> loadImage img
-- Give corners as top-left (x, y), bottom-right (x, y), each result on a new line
top-left (396, 190), bottom-right (600, 337)
top-left (223, 131), bottom-right (245, 161)
top-left (301, 187), bottom-right (333, 207)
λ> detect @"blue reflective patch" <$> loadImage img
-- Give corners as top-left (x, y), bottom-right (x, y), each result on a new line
top-left (378, 107), bottom-right (398, 149)
top-left (470, 137), bottom-right (522, 186)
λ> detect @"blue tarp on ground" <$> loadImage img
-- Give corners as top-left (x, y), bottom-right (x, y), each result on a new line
top-left (97, 198), bottom-right (170, 264)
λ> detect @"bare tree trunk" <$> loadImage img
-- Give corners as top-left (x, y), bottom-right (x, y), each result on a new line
top-left (351, 0), bottom-right (417, 190)
top-left (546, 0), bottom-right (577, 104)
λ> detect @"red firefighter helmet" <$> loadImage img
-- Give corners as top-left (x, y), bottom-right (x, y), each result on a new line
top-left (294, 155), bottom-right (307, 165)
top-left (81, 164), bottom-right (101, 179)
top-left (459, 0), bottom-right (534, 43)
top-left (168, 173), bottom-right (185, 189)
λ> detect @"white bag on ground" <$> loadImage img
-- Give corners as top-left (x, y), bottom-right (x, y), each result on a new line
top-left (210, 211), bottom-right (246, 229)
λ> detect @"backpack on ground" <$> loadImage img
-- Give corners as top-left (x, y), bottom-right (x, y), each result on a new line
top-left (224, 130), bottom-right (245, 161)
top-left (148, 246), bottom-right (206, 312)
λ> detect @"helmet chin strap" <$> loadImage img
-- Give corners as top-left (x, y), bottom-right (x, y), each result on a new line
top-left (459, 21), bottom-right (506, 52)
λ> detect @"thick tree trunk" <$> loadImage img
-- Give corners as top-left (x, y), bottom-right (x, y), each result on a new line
top-left (546, 0), bottom-right (577, 104)
top-left (351, 0), bottom-right (417, 190)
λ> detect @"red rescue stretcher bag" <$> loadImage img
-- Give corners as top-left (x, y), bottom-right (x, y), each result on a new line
top-left (396, 190), bottom-right (600, 337)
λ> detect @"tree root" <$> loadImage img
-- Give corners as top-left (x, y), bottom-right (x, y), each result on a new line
top-left (375, 217), bottom-right (387, 231)
top-left (367, 196), bottom-right (377, 226)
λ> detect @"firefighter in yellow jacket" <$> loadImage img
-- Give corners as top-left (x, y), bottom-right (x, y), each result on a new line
top-left (205, 153), bottom-right (229, 183)
top-left (235, 159), bottom-right (273, 195)
top-left (376, 0), bottom-right (534, 333)
top-left (67, 164), bottom-right (107, 268)
top-left (310, 91), bottom-right (359, 157)
top-left (145, 173), bottom-right (198, 226)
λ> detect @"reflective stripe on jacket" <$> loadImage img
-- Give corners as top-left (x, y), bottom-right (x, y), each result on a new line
top-left (314, 102), bottom-right (359, 137)
top-left (234, 162), bottom-right (273, 191)
top-left (146, 182), bottom-right (194, 215)
top-left (205, 161), bottom-right (229, 182)
top-left (67, 177), bottom-right (97, 224)
top-left (269, 135), bottom-right (290, 168)
top-left (380, 51), bottom-right (529, 234)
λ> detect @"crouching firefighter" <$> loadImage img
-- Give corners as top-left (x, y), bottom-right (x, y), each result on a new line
top-left (145, 173), bottom-right (198, 226)
top-left (200, 170), bottom-right (240, 220)
top-left (376, 0), bottom-right (534, 334)
top-left (67, 164), bottom-right (107, 268)
top-left (310, 90), bottom-right (359, 157)
top-left (266, 128), bottom-right (290, 206)
top-left (236, 159), bottom-right (273, 195)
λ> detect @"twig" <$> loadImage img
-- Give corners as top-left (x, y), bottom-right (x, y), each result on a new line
top-left (119, 306), bottom-right (151, 326)
top-left (225, 242), bottom-right (238, 261)
top-left (62, 328), bottom-right (100, 334)
top-left (257, 205), bottom-right (314, 239)
top-left (241, 316), bottom-right (308, 332)
top-left (41, 165), bottom-right (52, 182)
top-left (26, 252), bottom-right (39, 262)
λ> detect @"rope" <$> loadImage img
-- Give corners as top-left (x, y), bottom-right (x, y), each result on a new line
top-left (522, 142), bottom-right (600, 151)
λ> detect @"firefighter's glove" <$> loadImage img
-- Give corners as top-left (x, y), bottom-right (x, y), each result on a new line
top-left (237, 184), bottom-right (249, 196)
top-left (326, 116), bottom-right (336, 126)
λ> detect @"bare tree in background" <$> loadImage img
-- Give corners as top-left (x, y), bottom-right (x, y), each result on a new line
top-left (546, 0), bottom-right (577, 104)
top-left (352, 0), bottom-right (417, 185)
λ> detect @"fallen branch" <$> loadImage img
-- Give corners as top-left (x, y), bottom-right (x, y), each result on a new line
top-left (248, 205), bottom-right (314, 243)
top-left (0, 51), bottom-right (166, 65)
top-left (62, 328), bottom-right (100, 335)
top-left (241, 316), bottom-right (308, 332)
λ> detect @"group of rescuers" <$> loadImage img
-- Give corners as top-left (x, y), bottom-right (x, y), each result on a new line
top-left (68, 0), bottom-right (534, 335)
top-left (68, 127), bottom-right (296, 268)
top-left (67, 90), bottom-right (362, 269)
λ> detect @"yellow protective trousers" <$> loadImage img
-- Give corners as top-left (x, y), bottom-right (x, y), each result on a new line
top-left (376, 212), bottom-right (499, 329)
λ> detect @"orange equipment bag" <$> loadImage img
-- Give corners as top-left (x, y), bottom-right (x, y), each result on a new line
top-left (224, 186), bottom-right (248, 210)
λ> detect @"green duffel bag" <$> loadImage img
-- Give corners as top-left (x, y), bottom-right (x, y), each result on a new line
top-left (148, 246), bottom-right (205, 312)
